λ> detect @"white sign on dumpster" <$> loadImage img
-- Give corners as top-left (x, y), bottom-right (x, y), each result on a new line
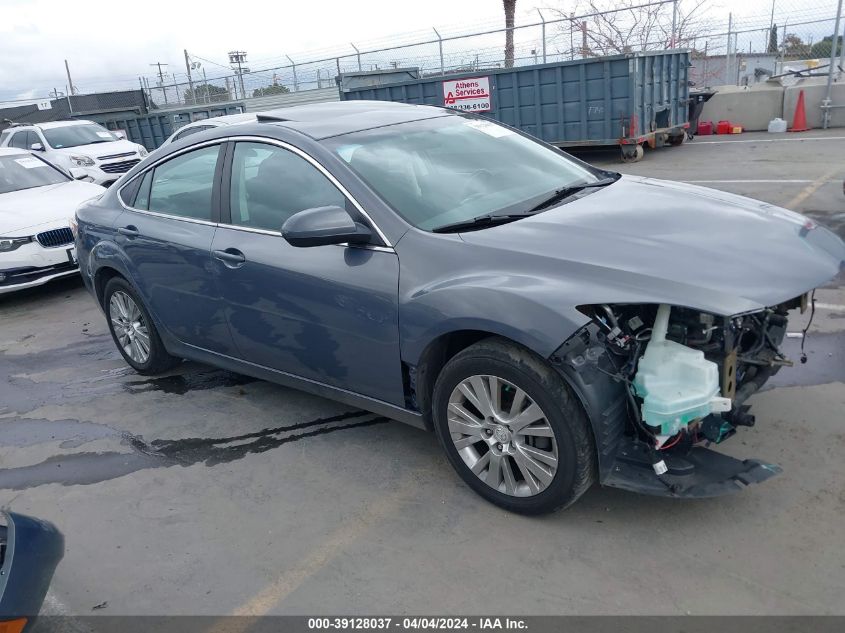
top-left (442, 76), bottom-right (491, 112)
top-left (36, 100), bottom-right (52, 111)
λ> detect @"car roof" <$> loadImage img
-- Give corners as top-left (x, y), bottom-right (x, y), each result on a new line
top-left (202, 112), bottom-right (256, 126)
top-left (255, 101), bottom-right (452, 140)
top-left (35, 120), bottom-right (95, 129)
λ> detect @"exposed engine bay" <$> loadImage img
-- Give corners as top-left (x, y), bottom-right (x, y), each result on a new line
top-left (552, 294), bottom-right (812, 497)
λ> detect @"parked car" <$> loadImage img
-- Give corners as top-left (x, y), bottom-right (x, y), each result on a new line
top-left (75, 101), bottom-right (845, 514)
top-left (0, 120), bottom-right (148, 186)
top-left (160, 112), bottom-right (256, 147)
top-left (0, 511), bottom-right (64, 632)
top-left (0, 148), bottom-right (104, 294)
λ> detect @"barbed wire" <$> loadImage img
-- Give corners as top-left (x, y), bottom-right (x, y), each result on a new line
top-left (9, 0), bottom-right (842, 105)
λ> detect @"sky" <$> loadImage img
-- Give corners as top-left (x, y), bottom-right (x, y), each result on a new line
top-left (1, 0), bottom-right (839, 104)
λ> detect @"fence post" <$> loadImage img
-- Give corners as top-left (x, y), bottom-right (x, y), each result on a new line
top-left (336, 57), bottom-right (341, 78)
top-left (823, 0), bottom-right (843, 128)
top-left (286, 56), bottom-right (299, 92)
top-left (351, 43), bottom-right (362, 71)
top-left (727, 12), bottom-right (733, 85)
top-left (671, 0), bottom-right (678, 48)
top-left (537, 9), bottom-right (547, 63)
top-left (433, 27), bottom-right (444, 75)
top-left (839, 18), bottom-right (845, 77)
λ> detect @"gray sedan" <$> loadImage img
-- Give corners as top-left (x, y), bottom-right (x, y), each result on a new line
top-left (74, 101), bottom-right (845, 513)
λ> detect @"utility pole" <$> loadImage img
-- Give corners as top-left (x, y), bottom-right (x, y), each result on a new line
top-left (64, 60), bottom-right (75, 96)
top-left (150, 62), bottom-right (169, 105)
top-left (184, 50), bottom-right (196, 105)
top-left (228, 51), bottom-right (248, 101)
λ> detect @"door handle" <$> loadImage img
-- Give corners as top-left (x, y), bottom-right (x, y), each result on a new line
top-left (213, 248), bottom-right (246, 267)
top-left (118, 225), bottom-right (139, 237)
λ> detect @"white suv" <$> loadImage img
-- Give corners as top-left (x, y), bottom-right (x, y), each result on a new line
top-left (0, 120), bottom-right (148, 186)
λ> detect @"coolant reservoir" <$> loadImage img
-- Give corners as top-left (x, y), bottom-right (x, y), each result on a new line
top-left (633, 305), bottom-right (731, 436)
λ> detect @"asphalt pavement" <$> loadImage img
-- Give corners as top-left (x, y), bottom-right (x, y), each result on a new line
top-left (1, 129), bottom-right (843, 617)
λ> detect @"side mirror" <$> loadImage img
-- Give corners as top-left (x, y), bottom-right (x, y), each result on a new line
top-left (282, 206), bottom-right (372, 248)
top-left (68, 167), bottom-right (89, 180)
top-left (30, 143), bottom-right (44, 151)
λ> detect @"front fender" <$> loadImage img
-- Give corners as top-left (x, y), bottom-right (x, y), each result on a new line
top-left (400, 275), bottom-right (590, 365)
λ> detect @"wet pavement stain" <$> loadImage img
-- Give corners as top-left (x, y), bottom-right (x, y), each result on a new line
top-left (123, 370), bottom-right (258, 395)
top-left (0, 418), bottom-right (122, 449)
top-left (0, 410), bottom-right (389, 490)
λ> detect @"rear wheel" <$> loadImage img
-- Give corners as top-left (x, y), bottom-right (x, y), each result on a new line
top-left (104, 277), bottom-right (179, 375)
top-left (432, 338), bottom-right (595, 514)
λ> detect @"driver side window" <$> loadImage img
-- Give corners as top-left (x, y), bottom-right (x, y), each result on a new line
top-left (229, 142), bottom-right (346, 232)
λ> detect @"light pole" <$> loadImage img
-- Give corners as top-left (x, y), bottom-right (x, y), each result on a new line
top-left (228, 51), bottom-right (248, 101)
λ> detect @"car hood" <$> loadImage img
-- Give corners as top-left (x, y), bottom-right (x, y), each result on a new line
top-left (50, 139), bottom-right (141, 159)
top-left (459, 175), bottom-right (845, 315)
top-left (0, 180), bottom-right (105, 235)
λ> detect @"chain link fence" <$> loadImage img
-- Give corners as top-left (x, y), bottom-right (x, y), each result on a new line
top-left (53, 0), bottom-right (844, 108)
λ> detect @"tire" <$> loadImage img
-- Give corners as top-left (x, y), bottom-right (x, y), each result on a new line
top-left (103, 276), bottom-right (179, 375)
top-left (432, 337), bottom-right (596, 514)
top-left (620, 144), bottom-right (644, 163)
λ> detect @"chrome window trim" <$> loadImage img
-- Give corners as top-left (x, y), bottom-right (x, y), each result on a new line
top-left (117, 136), bottom-right (393, 247)
top-left (211, 222), bottom-right (395, 254)
top-left (117, 139), bottom-right (224, 227)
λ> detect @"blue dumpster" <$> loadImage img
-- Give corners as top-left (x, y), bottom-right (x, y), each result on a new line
top-left (339, 50), bottom-right (690, 162)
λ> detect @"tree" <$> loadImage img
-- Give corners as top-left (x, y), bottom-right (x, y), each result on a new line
top-left (184, 83), bottom-right (230, 103)
top-left (810, 35), bottom-right (844, 59)
top-left (767, 25), bottom-right (778, 54)
top-left (782, 33), bottom-right (811, 59)
top-left (503, 0), bottom-right (516, 68)
top-left (252, 84), bottom-right (290, 97)
top-left (549, 0), bottom-right (709, 58)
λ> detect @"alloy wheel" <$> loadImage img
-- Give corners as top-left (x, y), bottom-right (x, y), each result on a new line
top-left (447, 375), bottom-right (559, 497)
top-left (109, 290), bottom-right (151, 364)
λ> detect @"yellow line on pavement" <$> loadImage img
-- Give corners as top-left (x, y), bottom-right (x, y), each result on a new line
top-left (788, 166), bottom-right (842, 210)
top-left (207, 476), bottom-right (418, 632)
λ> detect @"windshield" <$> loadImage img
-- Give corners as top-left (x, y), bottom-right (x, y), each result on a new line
top-left (0, 154), bottom-right (69, 193)
top-left (324, 115), bottom-right (602, 231)
top-left (42, 124), bottom-right (118, 149)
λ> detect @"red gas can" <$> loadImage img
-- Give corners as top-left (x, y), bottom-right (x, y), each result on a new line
top-left (716, 120), bottom-right (732, 135)
top-left (697, 120), bottom-right (713, 135)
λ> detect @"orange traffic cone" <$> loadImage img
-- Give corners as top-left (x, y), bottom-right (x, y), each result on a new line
top-left (789, 89), bottom-right (810, 132)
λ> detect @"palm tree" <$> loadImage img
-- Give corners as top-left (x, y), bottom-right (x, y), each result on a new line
top-left (503, 0), bottom-right (516, 68)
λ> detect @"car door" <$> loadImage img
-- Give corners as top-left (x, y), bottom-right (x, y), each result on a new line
top-left (116, 142), bottom-right (236, 356)
top-left (211, 139), bottom-right (404, 406)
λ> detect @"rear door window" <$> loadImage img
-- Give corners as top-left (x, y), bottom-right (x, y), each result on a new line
top-left (146, 145), bottom-right (220, 221)
top-left (8, 132), bottom-right (29, 149)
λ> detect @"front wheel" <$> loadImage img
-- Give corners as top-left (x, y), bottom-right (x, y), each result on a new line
top-left (432, 338), bottom-right (596, 514)
top-left (104, 277), bottom-right (179, 375)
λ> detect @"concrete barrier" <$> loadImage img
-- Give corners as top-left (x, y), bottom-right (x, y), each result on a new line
top-left (698, 76), bottom-right (845, 132)
top-left (699, 84), bottom-right (784, 131)
top-left (783, 76), bottom-right (845, 129)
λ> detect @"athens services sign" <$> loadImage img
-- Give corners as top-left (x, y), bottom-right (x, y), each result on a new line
top-left (442, 77), bottom-right (492, 112)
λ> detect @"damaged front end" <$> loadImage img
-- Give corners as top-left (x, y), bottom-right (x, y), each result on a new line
top-left (551, 297), bottom-right (808, 498)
